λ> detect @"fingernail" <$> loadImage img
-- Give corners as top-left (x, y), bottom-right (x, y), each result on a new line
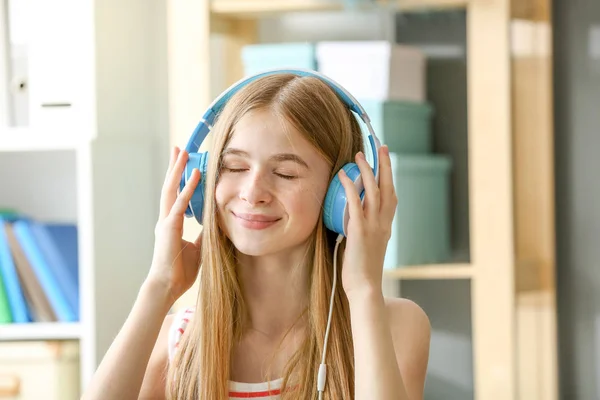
top-left (383, 145), bottom-right (389, 156)
top-left (357, 151), bottom-right (364, 160)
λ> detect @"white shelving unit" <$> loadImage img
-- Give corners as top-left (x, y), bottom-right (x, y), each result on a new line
top-left (0, 127), bottom-right (85, 152)
top-left (0, 0), bottom-right (171, 394)
top-left (0, 323), bottom-right (81, 341)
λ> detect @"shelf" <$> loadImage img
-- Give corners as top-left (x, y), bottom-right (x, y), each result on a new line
top-left (383, 263), bottom-right (473, 280)
top-left (0, 322), bottom-right (81, 341)
top-left (0, 127), bottom-right (86, 152)
top-left (210, 0), bottom-right (468, 18)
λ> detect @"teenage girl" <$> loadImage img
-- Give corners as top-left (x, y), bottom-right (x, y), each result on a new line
top-left (81, 71), bottom-right (431, 400)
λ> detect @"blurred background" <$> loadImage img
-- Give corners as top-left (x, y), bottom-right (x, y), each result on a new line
top-left (0, 0), bottom-right (597, 399)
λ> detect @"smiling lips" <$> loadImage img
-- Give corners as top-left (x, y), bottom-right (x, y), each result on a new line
top-left (233, 212), bottom-right (281, 230)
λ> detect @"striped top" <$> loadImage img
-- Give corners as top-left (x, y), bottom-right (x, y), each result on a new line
top-left (167, 307), bottom-right (284, 399)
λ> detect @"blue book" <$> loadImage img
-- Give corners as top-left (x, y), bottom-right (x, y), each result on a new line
top-left (44, 224), bottom-right (78, 286)
top-left (0, 218), bottom-right (30, 323)
top-left (11, 220), bottom-right (77, 322)
top-left (29, 222), bottom-right (79, 318)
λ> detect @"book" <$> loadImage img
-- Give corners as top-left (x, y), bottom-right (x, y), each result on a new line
top-left (0, 218), bottom-right (30, 323)
top-left (11, 219), bottom-right (76, 322)
top-left (5, 223), bottom-right (57, 322)
top-left (29, 221), bottom-right (79, 318)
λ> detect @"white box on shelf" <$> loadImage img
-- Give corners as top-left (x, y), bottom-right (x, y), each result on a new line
top-left (316, 41), bottom-right (426, 102)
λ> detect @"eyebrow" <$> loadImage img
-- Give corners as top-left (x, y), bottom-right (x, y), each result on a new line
top-left (222, 148), bottom-right (310, 169)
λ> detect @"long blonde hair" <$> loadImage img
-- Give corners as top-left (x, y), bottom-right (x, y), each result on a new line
top-left (166, 74), bottom-right (365, 399)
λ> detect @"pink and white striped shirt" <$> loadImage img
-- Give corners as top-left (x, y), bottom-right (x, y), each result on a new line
top-left (167, 307), bottom-right (284, 399)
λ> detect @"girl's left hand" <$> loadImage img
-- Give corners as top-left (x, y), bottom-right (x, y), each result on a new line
top-left (338, 145), bottom-right (397, 300)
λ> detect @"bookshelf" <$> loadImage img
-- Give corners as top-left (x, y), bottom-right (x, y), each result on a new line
top-left (0, 0), bottom-right (169, 394)
top-left (0, 323), bottom-right (81, 341)
top-left (166, 0), bottom-right (558, 399)
top-left (383, 263), bottom-right (472, 280)
top-left (209, 0), bottom-right (468, 17)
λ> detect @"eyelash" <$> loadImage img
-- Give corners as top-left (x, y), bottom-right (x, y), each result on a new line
top-left (222, 167), bottom-right (297, 181)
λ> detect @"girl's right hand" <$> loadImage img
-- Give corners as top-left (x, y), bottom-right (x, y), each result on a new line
top-left (147, 146), bottom-right (203, 304)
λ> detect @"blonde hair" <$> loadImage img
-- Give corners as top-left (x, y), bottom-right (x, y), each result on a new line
top-left (166, 74), bottom-right (365, 399)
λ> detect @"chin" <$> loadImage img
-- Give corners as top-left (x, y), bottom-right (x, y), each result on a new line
top-left (222, 214), bottom-right (317, 258)
top-left (234, 245), bottom-right (273, 257)
top-left (228, 233), bottom-right (280, 256)
top-left (231, 242), bottom-right (281, 257)
top-left (229, 230), bottom-right (314, 259)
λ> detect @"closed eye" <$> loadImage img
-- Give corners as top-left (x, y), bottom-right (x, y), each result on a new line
top-left (223, 167), bottom-right (297, 180)
top-left (221, 165), bottom-right (298, 180)
top-left (275, 173), bottom-right (297, 180)
top-left (222, 167), bottom-right (247, 173)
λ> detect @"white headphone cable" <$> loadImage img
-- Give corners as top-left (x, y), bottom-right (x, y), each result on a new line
top-left (317, 233), bottom-right (344, 399)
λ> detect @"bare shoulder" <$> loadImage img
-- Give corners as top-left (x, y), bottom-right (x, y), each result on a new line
top-left (384, 297), bottom-right (431, 399)
top-left (384, 297), bottom-right (431, 335)
top-left (383, 297), bottom-right (431, 358)
top-left (138, 314), bottom-right (177, 400)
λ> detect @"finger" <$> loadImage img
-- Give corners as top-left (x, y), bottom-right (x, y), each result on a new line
top-left (160, 149), bottom-right (189, 219)
top-left (355, 151), bottom-right (380, 220)
top-left (377, 145), bottom-right (397, 222)
top-left (170, 168), bottom-right (201, 217)
top-left (163, 146), bottom-right (180, 185)
top-left (160, 148), bottom-right (185, 218)
top-left (338, 169), bottom-right (365, 229)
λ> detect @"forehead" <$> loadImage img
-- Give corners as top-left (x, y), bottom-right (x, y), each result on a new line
top-left (227, 109), bottom-right (312, 152)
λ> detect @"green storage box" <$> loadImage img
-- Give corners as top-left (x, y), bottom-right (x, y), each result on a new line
top-left (383, 153), bottom-right (452, 268)
top-left (359, 100), bottom-right (433, 154)
top-left (241, 43), bottom-right (317, 76)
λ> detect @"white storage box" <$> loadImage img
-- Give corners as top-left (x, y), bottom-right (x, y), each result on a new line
top-left (0, 340), bottom-right (80, 400)
top-left (316, 41), bottom-right (426, 102)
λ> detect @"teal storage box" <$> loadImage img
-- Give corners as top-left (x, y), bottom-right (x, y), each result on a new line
top-left (241, 43), bottom-right (317, 76)
top-left (383, 154), bottom-right (452, 268)
top-left (359, 100), bottom-right (433, 154)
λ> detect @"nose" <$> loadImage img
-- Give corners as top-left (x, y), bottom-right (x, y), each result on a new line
top-left (239, 170), bottom-right (272, 206)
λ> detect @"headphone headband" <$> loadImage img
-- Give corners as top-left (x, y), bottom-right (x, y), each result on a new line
top-left (183, 68), bottom-right (381, 184)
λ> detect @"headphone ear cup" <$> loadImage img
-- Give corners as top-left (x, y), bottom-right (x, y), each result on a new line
top-left (323, 163), bottom-right (364, 236)
top-left (181, 152), bottom-right (209, 224)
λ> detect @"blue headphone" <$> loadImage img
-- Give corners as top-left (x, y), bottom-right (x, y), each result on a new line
top-left (180, 68), bottom-right (381, 237)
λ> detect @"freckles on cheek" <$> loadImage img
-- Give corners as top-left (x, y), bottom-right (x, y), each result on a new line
top-left (295, 182), bottom-right (327, 215)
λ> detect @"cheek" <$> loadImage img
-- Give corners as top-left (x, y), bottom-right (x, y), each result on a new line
top-left (214, 182), bottom-right (231, 234)
top-left (287, 181), bottom-right (329, 221)
top-left (215, 177), bottom-right (234, 207)
top-left (214, 180), bottom-right (233, 226)
top-left (215, 182), bottom-right (225, 207)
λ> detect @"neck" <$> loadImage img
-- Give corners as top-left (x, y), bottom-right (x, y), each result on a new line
top-left (236, 242), bottom-right (311, 339)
